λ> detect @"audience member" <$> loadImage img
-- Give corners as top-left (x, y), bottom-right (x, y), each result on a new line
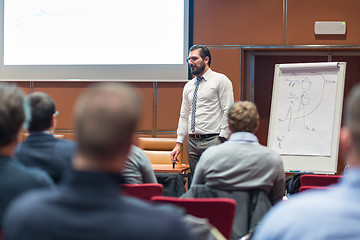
top-left (252, 84), bottom-right (360, 240)
top-left (15, 92), bottom-right (76, 183)
top-left (122, 145), bottom-right (157, 184)
top-left (191, 101), bottom-right (285, 204)
top-left (3, 83), bottom-right (195, 240)
top-left (183, 101), bottom-right (285, 239)
top-left (0, 83), bottom-right (53, 225)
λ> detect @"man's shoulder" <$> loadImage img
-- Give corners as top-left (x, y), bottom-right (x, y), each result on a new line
top-left (128, 145), bottom-right (147, 162)
top-left (183, 79), bottom-right (195, 90)
top-left (253, 190), bottom-right (341, 240)
top-left (3, 161), bottom-right (52, 185)
top-left (17, 134), bottom-right (58, 150)
top-left (208, 69), bottom-right (231, 81)
top-left (245, 143), bottom-right (282, 162)
top-left (4, 193), bottom-right (192, 240)
top-left (54, 138), bottom-right (76, 149)
top-left (3, 189), bottom-right (57, 228)
top-left (8, 188), bottom-right (55, 209)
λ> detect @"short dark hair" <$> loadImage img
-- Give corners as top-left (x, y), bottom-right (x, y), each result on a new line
top-left (189, 45), bottom-right (211, 67)
top-left (74, 83), bottom-right (142, 161)
top-left (345, 84), bottom-right (360, 151)
top-left (0, 83), bottom-right (25, 147)
top-left (227, 101), bottom-right (259, 133)
top-left (25, 92), bottom-right (56, 132)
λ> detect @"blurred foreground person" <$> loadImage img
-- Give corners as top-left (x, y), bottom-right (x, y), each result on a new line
top-left (0, 83), bottom-right (53, 226)
top-left (4, 83), bottom-right (195, 240)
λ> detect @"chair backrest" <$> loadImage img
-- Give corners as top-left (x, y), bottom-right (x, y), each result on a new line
top-left (138, 137), bottom-right (181, 164)
top-left (300, 174), bottom-right (342, 187)
top-left (151, 196), bottom-right (236, 240)
top-left (299, 186), bottom-right (331, 192)
top-left (121, 183), bottom-right (163, 201)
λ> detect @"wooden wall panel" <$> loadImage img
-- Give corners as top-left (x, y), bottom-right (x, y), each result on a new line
top-left (193, 0), bottom-right (283, 45)
top-left (209, 48), bottom-right (241, 101)
top-left (33, 82), bottom-right (91, 130)
top-left (332, 55), bottom-right (360, 104)
top-left (157, 82), bottom-right (186, 131)
top-left (129, 82), bottom-right (154, 132)
top-left (287, 0), bottom-right (360, 45)
top-left (32, 82), bottom-right (154, 133)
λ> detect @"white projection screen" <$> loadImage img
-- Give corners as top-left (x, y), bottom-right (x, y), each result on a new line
top-left (1, 0), bottom-right (189, 81)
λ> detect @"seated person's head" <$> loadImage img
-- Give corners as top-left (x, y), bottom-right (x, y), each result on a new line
top-left (227, 101), bottom-right (259, 133)
top-left (0, 83), bottom-right (25, 149)
top-left (74, 83), bottom-right (141, 166)
top-left (25, 92), bottom-right (57, 132)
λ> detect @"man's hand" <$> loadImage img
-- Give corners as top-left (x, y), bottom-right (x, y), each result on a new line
top-left (170, 142), bottom-right (182, 163)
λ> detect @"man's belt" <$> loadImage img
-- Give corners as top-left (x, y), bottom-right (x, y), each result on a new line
top-left (189, 134), bottom-right (219, 139)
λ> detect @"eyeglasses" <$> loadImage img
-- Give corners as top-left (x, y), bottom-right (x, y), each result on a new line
top-left (186, 56), bottom-right (200, 63)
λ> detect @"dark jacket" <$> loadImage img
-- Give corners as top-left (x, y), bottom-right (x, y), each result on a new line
top-left (3, 170), bottom-right (195, 240)
top-left (0, 155), bottom-right (53, 225)
top-left (15, 132), bottom-right (76, 183)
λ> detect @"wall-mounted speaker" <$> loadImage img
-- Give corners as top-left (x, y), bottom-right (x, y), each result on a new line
top-left (314, 21), bottom-right (346, 35)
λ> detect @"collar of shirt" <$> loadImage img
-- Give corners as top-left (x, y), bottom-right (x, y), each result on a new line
top-left (228, 132), bottom-right (259, 144)
top-left (31, 130), bottom-right (52, 135)
top-left (61, 170), bottom-right (124, 198)
top-left (196, 68), bottom-right (212, 83)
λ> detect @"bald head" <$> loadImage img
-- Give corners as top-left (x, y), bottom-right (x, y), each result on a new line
top-left (75, 83), bottom-right (141, 161)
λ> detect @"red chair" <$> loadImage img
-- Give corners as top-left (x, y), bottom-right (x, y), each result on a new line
top-left (299, 186), bottom-right (331, 192)
top-left (300, 174), bottom-right (342, 187)
top-left (121, 183), bottom-right (163, 201)
top-left (151, 196), bottom-right (236, 240)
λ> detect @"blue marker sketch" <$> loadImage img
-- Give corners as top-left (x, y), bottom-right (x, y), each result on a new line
top-left (278, 73), bottom-right (325, 132)
top-left (274, 70), bottom-right (337, 155)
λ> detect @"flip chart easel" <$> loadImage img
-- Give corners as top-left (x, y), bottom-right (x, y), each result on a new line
top-left (267, 62), bottom-right (346, 174)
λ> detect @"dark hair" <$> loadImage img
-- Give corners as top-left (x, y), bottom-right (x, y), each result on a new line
top-left (227, 101), bottom-right (259, 133)
top-left (74, 83), bottom-right (142, 161)
top-left (0, 83), bottom-right (25, 147)
top-left (189, 45), bottom-right (211, 67)
top-left (25, 92), bottom-right (56, 132)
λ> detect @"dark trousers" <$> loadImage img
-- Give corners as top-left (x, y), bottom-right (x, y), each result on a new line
top-left (186, 135), bottom-right (220, 187)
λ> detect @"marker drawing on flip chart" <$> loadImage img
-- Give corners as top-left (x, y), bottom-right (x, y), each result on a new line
top-left (272, 70), bottom-right (338, 156)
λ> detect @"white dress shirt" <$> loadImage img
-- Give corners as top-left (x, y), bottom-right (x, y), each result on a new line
top-left (176, 68), bottom-right (234, 143)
